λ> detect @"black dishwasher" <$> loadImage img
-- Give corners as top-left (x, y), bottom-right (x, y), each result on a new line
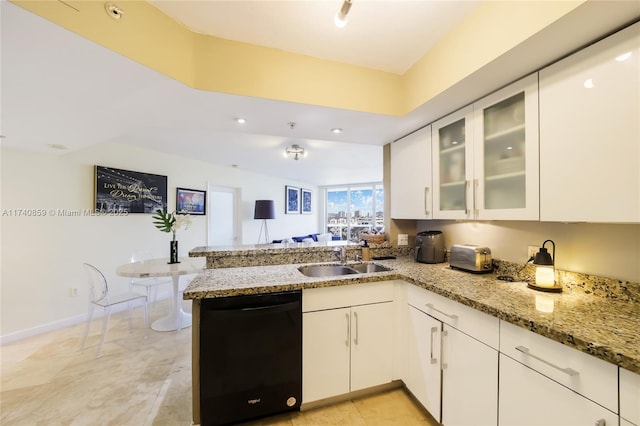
top-left (199, 290), bottom-right (302, 426)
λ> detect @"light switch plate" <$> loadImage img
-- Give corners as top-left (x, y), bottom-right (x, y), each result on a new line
top-left (398, 234), bottom-right (408, 246)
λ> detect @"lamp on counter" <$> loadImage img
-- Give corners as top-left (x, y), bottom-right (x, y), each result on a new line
top-left (528, 239), bottom-right (562, 293)
top-left (254, 200), bottom-right (275, 245)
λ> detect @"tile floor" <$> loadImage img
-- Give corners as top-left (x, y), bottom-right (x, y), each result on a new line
top-left (1, 301), bottom-right (438, 426)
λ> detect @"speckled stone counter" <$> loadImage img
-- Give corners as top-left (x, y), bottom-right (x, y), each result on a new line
top-left (183, 256), bottom-right (640, 374)
top-left (189, 241), bottom-right (411, 268)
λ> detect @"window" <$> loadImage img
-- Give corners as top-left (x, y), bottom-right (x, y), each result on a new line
top-left (324, 183), bottom-right (384, 241)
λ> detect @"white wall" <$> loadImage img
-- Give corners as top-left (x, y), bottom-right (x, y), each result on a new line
top-left (418, 220), bottom-right (640, 283)
top-left (0, 143), bottom-right (318, 340)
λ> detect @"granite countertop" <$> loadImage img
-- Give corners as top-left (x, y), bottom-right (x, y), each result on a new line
top-left (189, 241), bottom-right (358, 257)
top-left (183, 256), bottom-right (640, 374)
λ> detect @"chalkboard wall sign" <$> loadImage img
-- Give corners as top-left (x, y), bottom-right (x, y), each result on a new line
top-left (95, 165), bottom-right (168, 214)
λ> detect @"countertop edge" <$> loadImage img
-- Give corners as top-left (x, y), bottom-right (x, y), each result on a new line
top-left (183, 262), bottom-right (639, 374)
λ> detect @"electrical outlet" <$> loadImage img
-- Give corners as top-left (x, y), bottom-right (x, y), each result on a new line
top-left (527, 245), bottom-right (539, 260)
top-left (69, 287), bottom-right (79, 297)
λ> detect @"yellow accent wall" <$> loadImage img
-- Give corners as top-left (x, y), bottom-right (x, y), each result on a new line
top-left (402, 0), bottom-right (586, 112)
top-left (12, 0), bottom-right (584, 116)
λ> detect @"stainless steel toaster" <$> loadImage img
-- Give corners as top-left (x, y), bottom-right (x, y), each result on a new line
top-left (449, 244), bottom-right (493, 273)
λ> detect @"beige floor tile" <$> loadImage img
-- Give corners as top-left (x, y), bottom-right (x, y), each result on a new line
top-left (1, 303), bottom-right (438, 426)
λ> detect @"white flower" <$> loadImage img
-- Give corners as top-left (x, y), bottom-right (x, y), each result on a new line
top-left (173, 212), bottom-right (192, 232)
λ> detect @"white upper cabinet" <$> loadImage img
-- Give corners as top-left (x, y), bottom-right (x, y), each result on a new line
top-left (539, 21), bottom-right (640, 223)
top-left (473, 73), bottom-right (540, 220)
top-left (432, 74), bottom-right (539, 220)
top-left (432, 105), bottom-right (475, 220)
top-left (390, 125), bottom-right (432, 219)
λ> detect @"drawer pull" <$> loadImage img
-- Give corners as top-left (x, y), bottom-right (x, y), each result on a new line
top-left (429, 326), bottom-right (438, 364)
top-left (425, 303), bottom-right (459, 320)
top-left (594, 419), bottom-right (606, 426)
top-left (515, 345), bottom-right (579, 376)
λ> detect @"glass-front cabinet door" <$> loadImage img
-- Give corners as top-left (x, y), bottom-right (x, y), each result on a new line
top-left (473, 73), bottom-right (539, 220)
top-left (432, 74), bottom-right (538, 220)
top-left (432, 106), bottom-right (474, 219)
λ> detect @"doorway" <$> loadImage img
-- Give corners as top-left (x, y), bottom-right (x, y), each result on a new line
top-left (207, 185), bottom-right (241, 246)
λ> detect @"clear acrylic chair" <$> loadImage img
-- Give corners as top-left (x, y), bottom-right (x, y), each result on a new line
top-left (81, 263), bottom-right (148, 358)
top-left (129, 250), bottom-right (172, 313)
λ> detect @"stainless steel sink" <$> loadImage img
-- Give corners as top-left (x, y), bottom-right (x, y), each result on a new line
top-left (349, 263), bottom-right (392, 273)
top-left (298, 265), bottom-right (359, 277)
top-left (297, 263), bottom-right (392, 277)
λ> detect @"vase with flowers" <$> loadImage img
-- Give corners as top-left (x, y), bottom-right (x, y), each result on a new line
top-left (152, 209), bottom-right (192, 264)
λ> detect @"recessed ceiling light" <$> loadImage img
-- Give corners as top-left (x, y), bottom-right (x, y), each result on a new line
top-left (105, 3), bottom-right (124, 20)
top-left (331, 128), bottom-right (343, 134)
top-left (235, 117), bottom-right (247, 124)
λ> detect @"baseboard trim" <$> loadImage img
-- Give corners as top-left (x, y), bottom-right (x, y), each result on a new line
top-left (300, 380), bottom-right (404, 411)
top-left (0, 289), bottom-right (177, 346)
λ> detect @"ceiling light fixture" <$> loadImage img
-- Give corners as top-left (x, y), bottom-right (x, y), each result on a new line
top-left (235, 117), bottom-right (246, 124)
top-left (284, 144), bottom-right (307, 160)
top-left (331, 128), bottom-right (343, 134)
top-left (334, 0), bottom-right (353, 28)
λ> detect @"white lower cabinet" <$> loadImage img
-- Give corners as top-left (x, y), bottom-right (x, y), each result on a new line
top-left (302, 282), bottom-right (395, 404)
top-left (620, 367), bottom-right (640, 425)
top-left (302, 306), bottom-right (351, 402)
top-left (406, 305), bottom-right (442, 420)
top-left (499, 320), bottom-right (619, 425)
top-left (499, 354), bottom-right (618, 426)
top-left (405, 284), bottom-right (498, 425)
top-left (441, 325), bottom-right (498, 426)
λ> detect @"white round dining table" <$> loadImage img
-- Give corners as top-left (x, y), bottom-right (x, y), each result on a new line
top-left (116, 257), bottom-right (203, 331)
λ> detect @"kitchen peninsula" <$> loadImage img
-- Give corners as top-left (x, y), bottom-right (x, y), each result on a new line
top-left (186, 246), bottom-right (640, 425)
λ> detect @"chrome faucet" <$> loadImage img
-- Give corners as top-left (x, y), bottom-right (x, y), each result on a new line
top-left (334, 246), bottom-right (347, 264)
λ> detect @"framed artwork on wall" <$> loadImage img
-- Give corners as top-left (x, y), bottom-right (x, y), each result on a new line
top-left (95, 165), bottom-right (167, 213)
top-left (285, 185), bottom-right (300, 214)
top-left (301, 188), bottom-right (312, 214)
top-left (176, 187), bottom-right (206, 215)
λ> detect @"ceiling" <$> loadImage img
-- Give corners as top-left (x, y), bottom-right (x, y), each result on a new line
top-left (2, 1), bottom-right (638, 186)
top-left (147, 0), bottom-right (480, 75)
top-left (0, 1), bottom-right (480, 186)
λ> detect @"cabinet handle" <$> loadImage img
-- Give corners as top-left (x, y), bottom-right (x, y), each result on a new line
top-left (345, 313), bottom-right (350, 347)
top-left (464, 180), bottom-right (470, 215)
top-left (515, 346), bottom-right (580, 376)
top-left (473, 179), bottom-right (479, 217)
top-left (441, 329), bottom-right (448, 370)
top-left (424, 187), bottom-right (430, 215)
top-left (353, 311), bottom-right (359, 345)
top-left (429, 326), bottom-right (438, 364)
top-left (425, 303), bottom-right (459, 320)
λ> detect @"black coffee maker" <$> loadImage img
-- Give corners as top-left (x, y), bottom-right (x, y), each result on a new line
top-left (415, 230), bottom-right (445, 264)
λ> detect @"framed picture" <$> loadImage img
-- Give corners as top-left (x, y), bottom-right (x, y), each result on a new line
top-left (301, 188), bottom-right (312, 214)
top-left (95, 165), bottom-right (167, 213)
top-left (176, 187), bottom-right (206, 215)
top-left (285, 185), bottom-right (300, 214)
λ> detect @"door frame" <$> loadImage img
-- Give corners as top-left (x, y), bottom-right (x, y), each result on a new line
top-left (206, 184), bottom-right (242, 246)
